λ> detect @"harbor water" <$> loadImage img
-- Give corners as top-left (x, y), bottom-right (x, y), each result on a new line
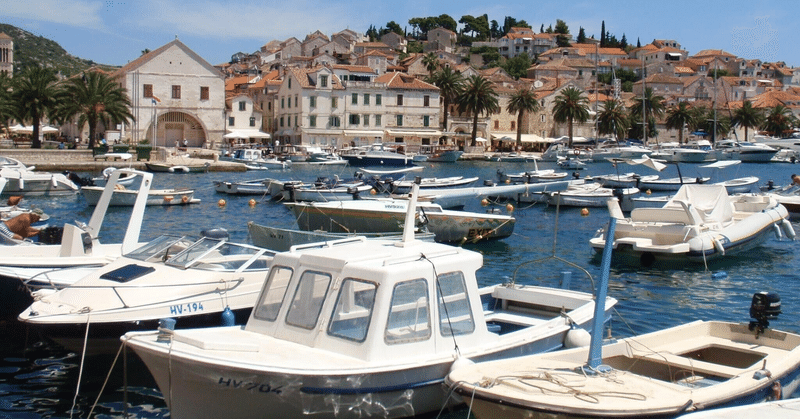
top-left (1, 158), bottom-right (798, 418)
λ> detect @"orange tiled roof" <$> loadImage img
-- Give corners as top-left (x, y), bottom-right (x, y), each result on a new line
top-left (373, 72), bottom-right (439, 91)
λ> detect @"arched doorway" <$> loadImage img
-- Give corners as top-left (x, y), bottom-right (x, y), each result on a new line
top-left (147, 112), bottom-right (206, 148)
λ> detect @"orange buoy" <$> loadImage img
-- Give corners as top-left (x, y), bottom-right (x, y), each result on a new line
top-left (646, 189), bottom-right (652, 195)
top-left (218, 199), bottom-right (226, 207)
top-left (506, 203), bottom-right (514, 213)
top-left (248, 198), bottom-right (256, 207)
top-left (481, 198), bottom-right (489, 207)
top-left (581, 208), bottom-right (589, 216)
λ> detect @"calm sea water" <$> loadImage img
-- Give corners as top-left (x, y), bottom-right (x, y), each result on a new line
top-left (1, 158), bottom-right (798, 418)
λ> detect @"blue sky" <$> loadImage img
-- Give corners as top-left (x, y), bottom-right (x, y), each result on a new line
top-left (1, 0), bottom-right (797, 67)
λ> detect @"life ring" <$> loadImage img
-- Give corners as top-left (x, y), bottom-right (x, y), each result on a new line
top-left (181, 195), bottom-right (190, 204)
top-left (573, 149), bottom-right (581, 156)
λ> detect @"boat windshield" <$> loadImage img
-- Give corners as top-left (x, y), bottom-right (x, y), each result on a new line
top-left (125, 235), bottom-right (195, 262)
top-left (166, 237), bottom-right (275, 271)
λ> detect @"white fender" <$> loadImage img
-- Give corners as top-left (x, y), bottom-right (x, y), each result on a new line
top-left (782, 218), bottom-right (796, 240)
top-left (774, 223), bottom-right (783, 240)
top-left (712, 236), bottom-right (725, 256)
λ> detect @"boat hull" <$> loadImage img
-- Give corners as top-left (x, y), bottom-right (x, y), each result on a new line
top-left (447, 321), bottom-right (800, 419)
top-left (145, 163), bottom-right (209, 173)
top-left (0, 176), bottom-right (78, 196)
top-left (341, 155), bottom-right (414, 167)
top-left (82, 186), bottom-right (198, 206)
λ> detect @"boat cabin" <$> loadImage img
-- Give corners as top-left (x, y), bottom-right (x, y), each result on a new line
top-left (245, 237), bottom-right (489, 361)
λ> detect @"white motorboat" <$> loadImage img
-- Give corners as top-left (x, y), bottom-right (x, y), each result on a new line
top-left (0, 169), bottom-right (152, 317)
top-left (543, 182), bottom-right (639, 211)
top-left (81, 185), bottom-right (199, 206)
top-left (714, 140), bottom-right (778, 162)
top-left (591, 172), bottom-right (659, 189)
top-left (700, 160), bottom-right (759, 194)
top-left (340, 143), bottom-right (415, 167)
top-left (19, 232), bottom-right (276, 354)
top-left (556, 156), bottom-right (588, 170)
top-left (380, 175), bottom-right (479, 194)
top-left (589, 142), bottom-right (653, 162)
top-left (498, 159), bottom-right (569, 183)
top-left (122, 187), bottom-right (617, 419)
top-left (651, 140), bottom-right (715, 163)
top-left (213, 178), bottom-right (276, 195)
top-left (764, 184), bottom-right (800, 219)
top-left (230, 148), bottom-right (291, 169)
top-left (286, 198), bottom-right (516, 243)
top-left (246, 222), bottom-right (436, 251)
top-left (417, 180), bottom-right (571, 209)
top-left (91, 165), bottom-right (139, 187)
top-left (590, 184), bottom-right (794, 266)
top-left (0, 156), bottom-right (79, 196)
top-left (447, 316), bottom-right (800, 419)
top-left (283, 175), bottom-right (376, 202)
top-left (611, 155), bottom-right (710, 192)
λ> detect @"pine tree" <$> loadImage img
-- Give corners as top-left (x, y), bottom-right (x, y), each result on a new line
top-left (600, 20), bottom-right (606, 47)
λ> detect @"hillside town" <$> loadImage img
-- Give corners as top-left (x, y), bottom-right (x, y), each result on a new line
top-left (1, 23), bottom-right (799, 156)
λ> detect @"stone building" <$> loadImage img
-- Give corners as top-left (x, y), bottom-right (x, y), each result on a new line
top-left (113, 38), bottom-right (226, 148)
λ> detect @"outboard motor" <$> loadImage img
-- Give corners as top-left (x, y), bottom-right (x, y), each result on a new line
top-left (749, 291), bottom-right (781, 336)
top-left (64, 171), bottom-right (94, 187)
top-left (347, 186), bottom-right (361, 200)
top-left (483, 180), bottom-right (495, 187)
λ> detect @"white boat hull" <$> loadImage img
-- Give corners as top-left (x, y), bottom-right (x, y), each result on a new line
top-left (82, 186), bottom-right (199, 206)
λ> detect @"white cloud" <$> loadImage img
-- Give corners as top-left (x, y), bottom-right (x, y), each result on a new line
top-left (0, 0), bottom-right (104, 29)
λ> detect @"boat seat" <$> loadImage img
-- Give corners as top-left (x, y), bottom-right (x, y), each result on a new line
top-left (630, 207), bottom-right (696, 225)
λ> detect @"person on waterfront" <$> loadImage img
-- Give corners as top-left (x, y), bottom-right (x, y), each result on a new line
top-left (792, 174), bottom-right (800, 187)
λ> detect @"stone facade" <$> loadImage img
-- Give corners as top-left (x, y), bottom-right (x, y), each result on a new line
top-left (113, 39), bottom-right (226, 148)
top-left (0, 32), bottom-right (12, 75)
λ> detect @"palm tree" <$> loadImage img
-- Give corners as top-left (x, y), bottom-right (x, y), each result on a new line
top-left (731, 100), bottom-right (763, 141)
top-left (422, 52), bottom-right (439, 75)
top-left (456, 74), bottom-right (498, 147)
top-left (506, 85), bottom-right (540, 148)
top-left (11, 65), bottom-right (60, 148)
top-left (628, 87), bottom-right (665, 143)
top-left (427, 66), bottom-right (464, 133)
top-left (54, 70), bottom-right (134, 149)
top-left (552, 86), bottom-right (590, 148)
top-left (761, 104), bottom-right (794, 138)
top-left (665, 102), bottom-right (695, 144)
top-left (596, 99), bottom-right (630, 142)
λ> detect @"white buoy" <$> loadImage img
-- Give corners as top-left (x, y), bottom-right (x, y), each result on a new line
top-left (564, 327), bottom-right (591, 348)
top-left (449, 355), bottom-right (475, 375)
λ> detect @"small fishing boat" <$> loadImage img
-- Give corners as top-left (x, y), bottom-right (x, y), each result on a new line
top-left (497, 159), bottom-right (569, 184)
top-left (18, 231), bottom-right (276, 354)
top-left (81, 185), bottom-right (199, 206)
top-left (447, 294), bottom-right (800, 419)
top-left (122, 186), bottom-right (617, 419)
top-left (145, 161), bottom-right (211, 173)
top-left (591, 172), bottom-right (660, 189)
top-left (91, 166), bottom-right (139, 187)
top-left (417, 145), bottom-right (462, 162)
top-left (418, 181), bottom-right (571, 209)
top-left (283, 175), bottom-right (376, 202)
top-left (286, 198), bottom-right (516, 243)
top-left (339, 143), bottom-right (414, 167)
top-left (213, 178), bottom-right (276, 195)
top-left (246, 222), bottom-right (436, 251)
top-left (0, 156), bottom-right (79, 196)
top-left (590, 184), bottom-right (794, 266)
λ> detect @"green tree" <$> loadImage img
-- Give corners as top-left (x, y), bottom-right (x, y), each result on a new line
top-left (501, 53), bottom-right (531, 79)
top-left (665, 102), bottom-right (695, 144)
top-left (731, 100), bottom-right (764, 141)
top-left (554, 19), bottom-right (570, 47)
top-left (11, 65), bottom-right (60, 148)
top-left (629, 87), bottom-right (665, 142)
top-left (427, 66), bottom-right (464, 133)
top-left (506, 85), bottom-right (540, 147)
top-left (456, 74), bottom-right (499, 147)
top-left (422, 52), bottom-right (439, 75)
top-left (385, 21), bottom-right (403, 36)
top-left (600, 21), bottom-right (606, 47)
top-left (577, 27), bottom-right (586, 44)
top-left (553, 86), bottom-right (590, 148)
top-left (597, 99), bottom-right (630, 142)
top-left (54, 70), bottom-right (134, 149)
top-left (762, 104), bottom-right (795, 137)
